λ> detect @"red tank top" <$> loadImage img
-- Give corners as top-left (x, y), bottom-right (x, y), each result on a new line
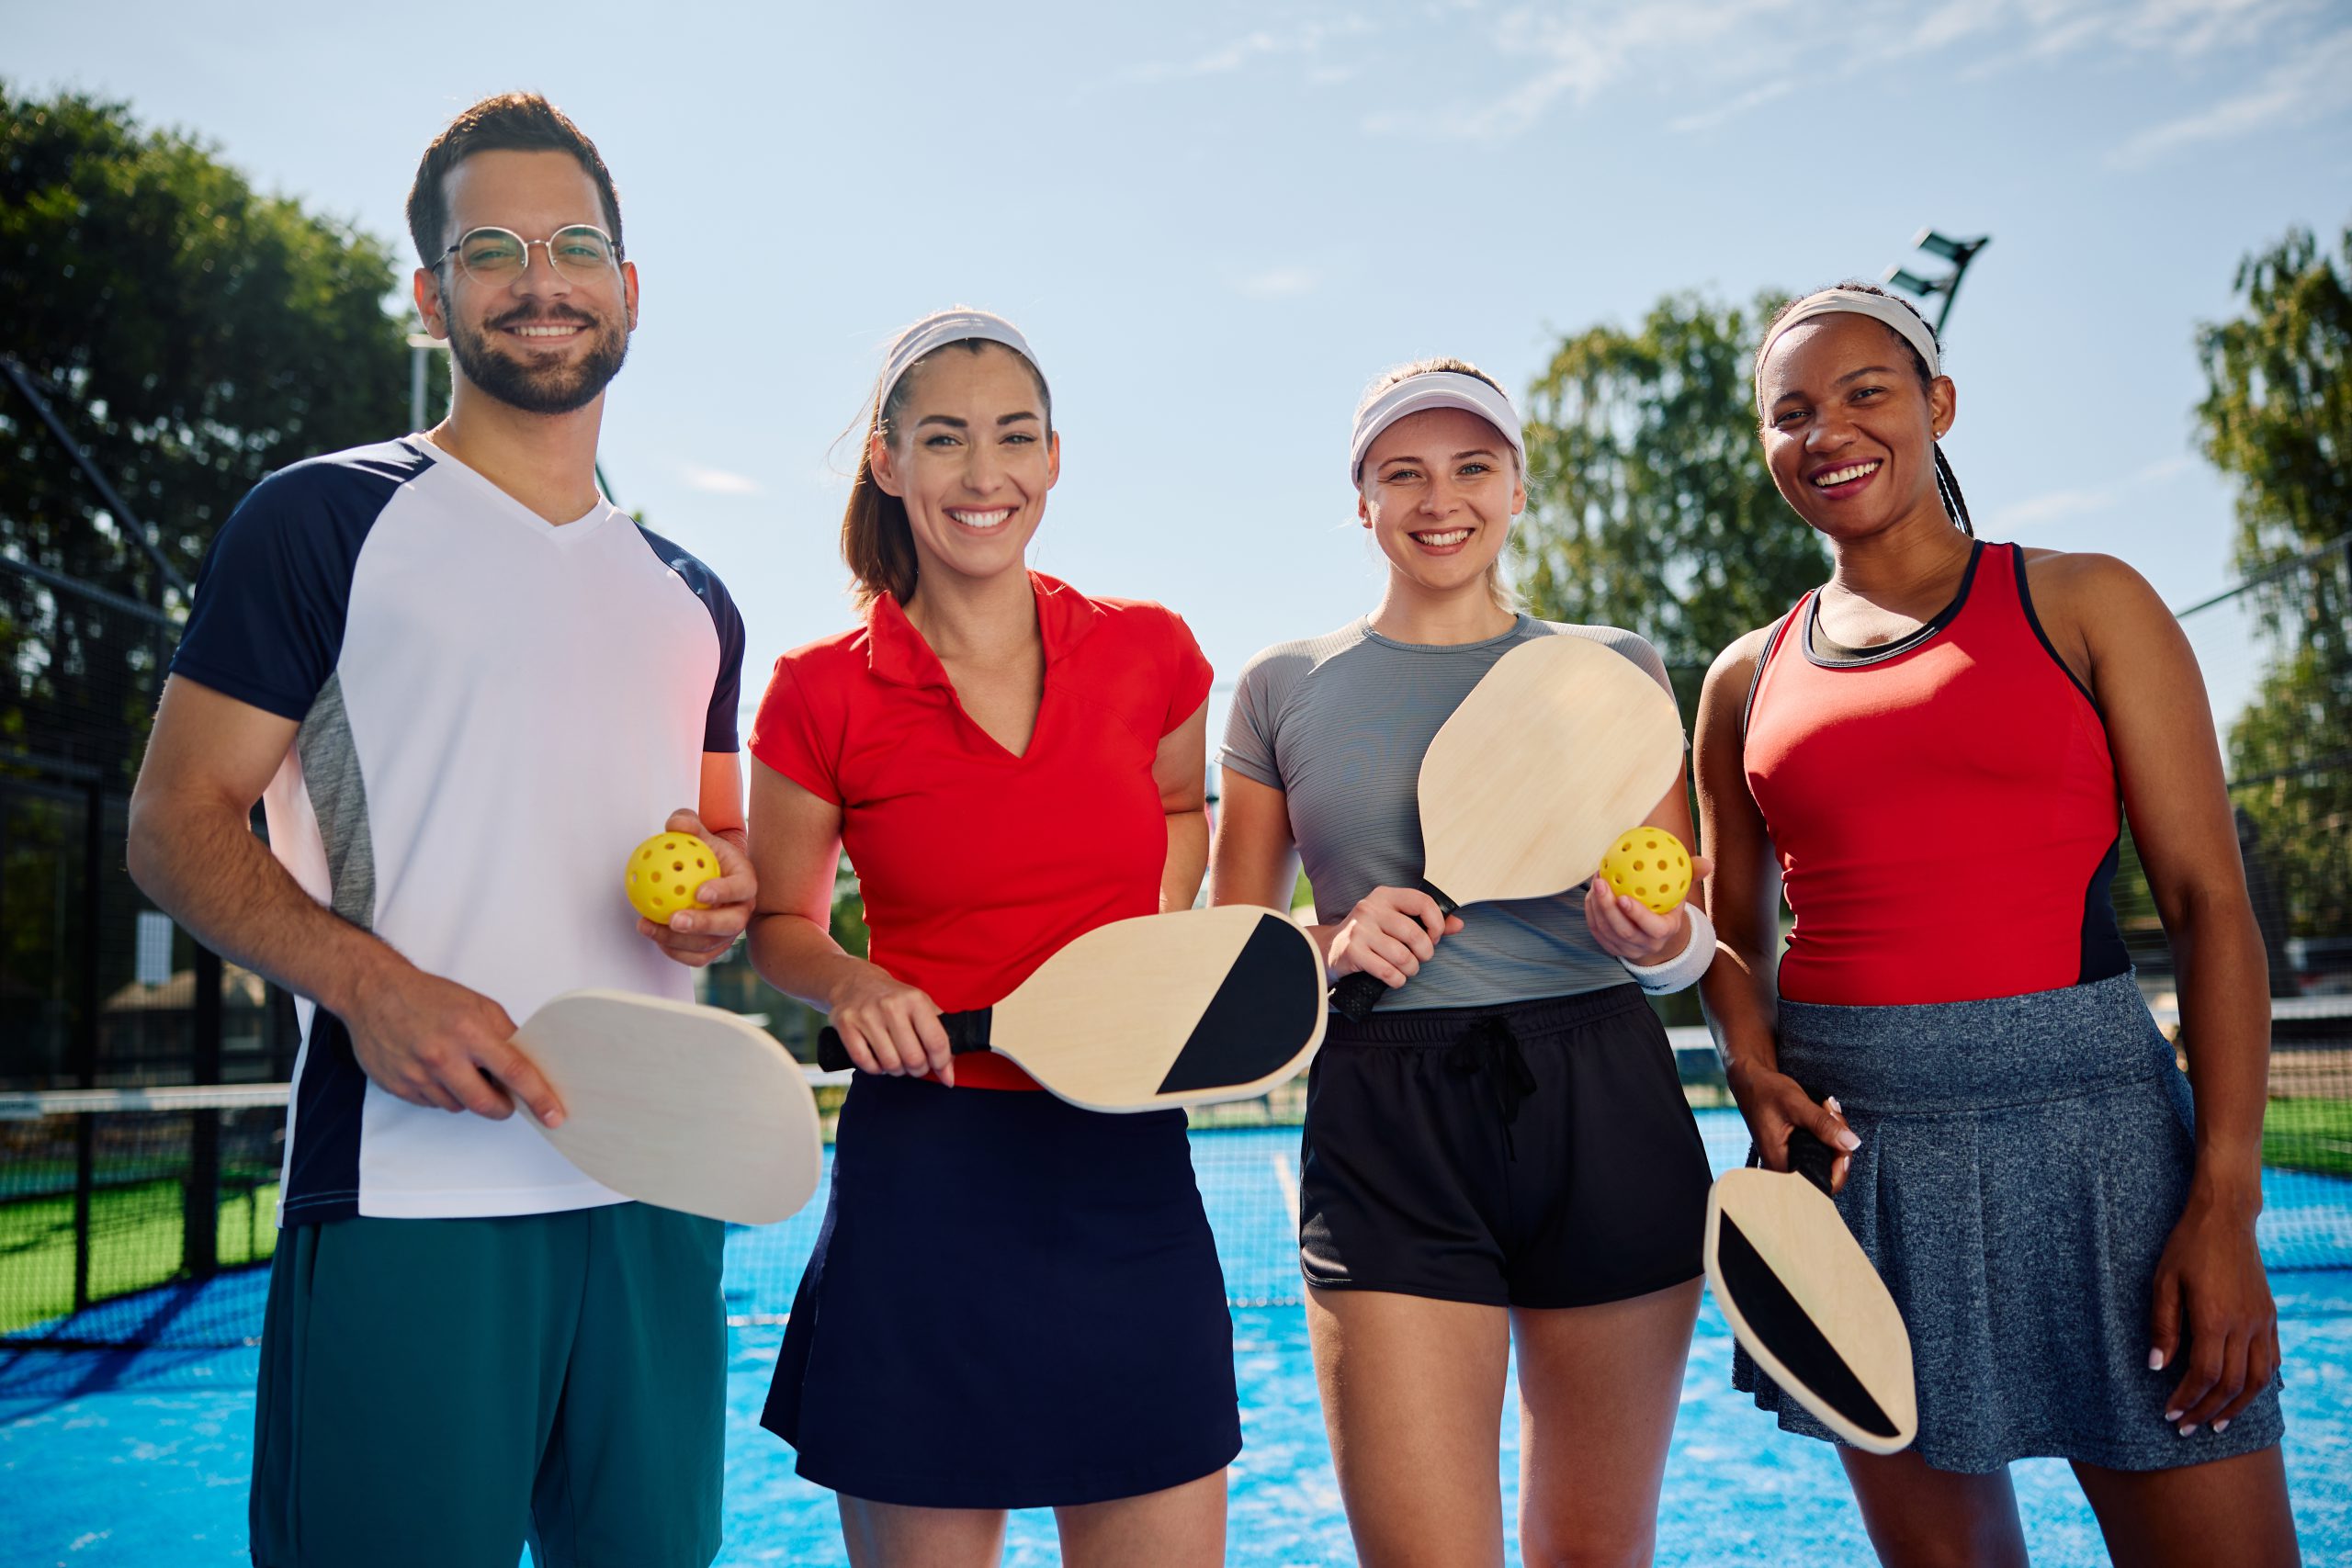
top-left (1743, 542), bottom-right (2129, 1007)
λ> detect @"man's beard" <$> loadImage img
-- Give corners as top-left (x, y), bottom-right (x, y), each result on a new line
top-left (447, 305), bottom-right (629, 416)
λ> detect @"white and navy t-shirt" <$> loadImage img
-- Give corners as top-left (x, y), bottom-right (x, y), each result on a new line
top-left (172, 437), bottom-right (745, 1224)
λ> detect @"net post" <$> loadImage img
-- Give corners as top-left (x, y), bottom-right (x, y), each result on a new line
top-left (71, 1118), bottom-right (96, 1314)
top-left (73, 778), bottom-right (104, 1313)
top-left (185, 944), bottom-right (223, 1280)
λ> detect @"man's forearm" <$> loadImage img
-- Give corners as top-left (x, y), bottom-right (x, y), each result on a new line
top-left (127, 793), bottom-right (404, 1021)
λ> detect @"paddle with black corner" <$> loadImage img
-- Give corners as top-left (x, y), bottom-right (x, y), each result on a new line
top-left (818, 905), bottom-right (1328, 1111)
top-left (1705, 1127), bottom-right (1919, 1454)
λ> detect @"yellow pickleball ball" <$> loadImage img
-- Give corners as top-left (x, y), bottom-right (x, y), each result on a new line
top-left (1600, 827), bottom-right (1692, 915)
top-left (624, 832), bottom-right (719, 924)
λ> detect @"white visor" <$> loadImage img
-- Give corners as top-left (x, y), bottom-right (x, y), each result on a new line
top-left (1351, 371), bottom-right (1526, 486)
top-left (1755, 289), bottom-right (1940, 410)
top-left (878, 308), bottom-right (1040, 412)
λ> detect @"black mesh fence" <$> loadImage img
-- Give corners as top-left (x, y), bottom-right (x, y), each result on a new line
top-left (2119, 535), bottom-right (2352, 1182)
top-left (2, 478), bottom-right (2346, 1349)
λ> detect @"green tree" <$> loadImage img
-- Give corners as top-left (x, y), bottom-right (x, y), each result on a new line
top-left (2, 87), bottom-right (412, 593)
top-left (2, 87), bottom-right (413, 775)
top-left (2199, 225), bottom-right (2352, 570)
top-left (1, 88), bottom-right (412, 1079)
top-left (1514, 289), bottom-right (1827, 709)
top-left (2194, 222), bottom-right (2352, 977)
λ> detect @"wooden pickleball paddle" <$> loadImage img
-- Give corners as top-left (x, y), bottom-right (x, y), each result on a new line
top-left (1706, 1129), bottom-right (1918, 1454)
top-left (817, 906), bottom-right (1327, 1111)
top-left (514, 990), bottom-right (823, 1227)
top-left (1328, 632), bottom-right (1685, 1021)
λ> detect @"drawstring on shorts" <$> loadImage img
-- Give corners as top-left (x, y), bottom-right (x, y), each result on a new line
top-left (1447, 1015), bottom-right (1537, 1159)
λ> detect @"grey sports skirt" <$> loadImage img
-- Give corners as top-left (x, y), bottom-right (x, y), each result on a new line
top-left (1732, 971), bottom-right (2285, 1472)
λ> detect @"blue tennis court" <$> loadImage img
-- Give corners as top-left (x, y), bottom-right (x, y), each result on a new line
top-left (4, 1109), bottom-right (2347, 1564)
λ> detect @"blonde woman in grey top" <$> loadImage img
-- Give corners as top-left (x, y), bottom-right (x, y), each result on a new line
top-left (1208, 358), bottom-right (1720, 1568)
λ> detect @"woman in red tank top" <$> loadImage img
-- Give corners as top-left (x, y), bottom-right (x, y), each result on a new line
top-left (1693, 285), bottom-right (2297, 1565)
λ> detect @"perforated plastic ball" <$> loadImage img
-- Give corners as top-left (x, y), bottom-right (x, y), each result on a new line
top-left (1600, 827), bottom-right (1692, 915)
top-left (625, 832), bottom-right (718, 924)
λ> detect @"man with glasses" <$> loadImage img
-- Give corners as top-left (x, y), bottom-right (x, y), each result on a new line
top-left (127, 93), bottom-right (750, 1568)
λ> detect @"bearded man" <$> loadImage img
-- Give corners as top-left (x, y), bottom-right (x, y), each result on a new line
top-left (128, 92), bottom-right (752, 1568)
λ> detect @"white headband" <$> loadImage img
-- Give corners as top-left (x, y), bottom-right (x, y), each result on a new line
top-left (1351, 370), bottom-right (1527, 486)
top-left (1754, 288), bottom-right (1940, 409)
top-left (878, 308), bottom-right (1040, 412)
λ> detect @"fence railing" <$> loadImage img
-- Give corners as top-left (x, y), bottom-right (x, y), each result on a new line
top-left (4, 524), bottom-right (2346, 1315)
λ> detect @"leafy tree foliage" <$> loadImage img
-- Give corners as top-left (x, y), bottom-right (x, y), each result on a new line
top-left (2195, 223), bottom-right (2352, 972)
top-left (2200, 224), bottom-right (2352, 572)
top-left (1, 88), bottom-right (411, 1076)
top-left (2, 88), bottom-right (412, 772)
top-left (1514, 289), bottom-right (1828, 707)
top-left (2, 87), bottom-right (413, 593)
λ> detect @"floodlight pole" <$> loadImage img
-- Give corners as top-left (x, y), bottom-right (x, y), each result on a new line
top-left (407, 333), bottom-right (447, 432)
top-left (1883, 229), bottom-right (1991, 334)
top-left (1927, 238), bottom-right (1982, 334)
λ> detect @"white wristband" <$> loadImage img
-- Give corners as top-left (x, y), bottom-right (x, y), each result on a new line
top-left (1622, 902), bottom-right (1715, 995)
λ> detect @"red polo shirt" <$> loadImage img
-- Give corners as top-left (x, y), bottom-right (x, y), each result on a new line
top-left (750, 572), bottom-right (1214, 1089)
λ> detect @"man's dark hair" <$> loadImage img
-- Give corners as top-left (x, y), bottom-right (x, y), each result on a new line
top-left (406, 93), bottom-right (623, 266)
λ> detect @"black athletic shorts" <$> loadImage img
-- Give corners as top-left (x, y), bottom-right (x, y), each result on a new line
top-left (1298, 984), bottom-right (1712, 1309)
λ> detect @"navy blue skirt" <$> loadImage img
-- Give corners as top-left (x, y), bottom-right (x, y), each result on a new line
top-left (763, 1073), bottom-right (1240, 1508)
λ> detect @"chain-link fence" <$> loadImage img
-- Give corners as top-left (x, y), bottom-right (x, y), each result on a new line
top-left (5, 435), bottom-right (2347, 1337)
top-left (2119, 534), bottom-right (2352, 1179)
top-left (1, 551), bottom-right (300, 1095)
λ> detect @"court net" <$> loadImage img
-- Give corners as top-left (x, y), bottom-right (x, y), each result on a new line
top-left (5, 1006), bottom-right (2347, 1351)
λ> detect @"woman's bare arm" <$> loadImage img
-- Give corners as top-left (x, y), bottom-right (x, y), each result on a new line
top-left (1155, 699), bottom-right (1211, 912)
top-left (743, 759), bottom-right (954, 1082)
top-left (2027, 549), bottom-right (2278, 1428)
top-left (1693, 627), bottom-right (1857, 1175)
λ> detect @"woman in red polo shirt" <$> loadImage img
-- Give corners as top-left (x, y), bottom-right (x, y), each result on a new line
top-left (743, 309), bottom-right (1231, 1564)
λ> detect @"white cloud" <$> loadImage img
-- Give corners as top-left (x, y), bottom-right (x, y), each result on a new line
top-left (1235, 266), bottom-right (1324, 299)
top-left (2112, 0), bottom-right (2314, 61)
top-left (1987, 454), bottom-right (2197, 532)
top-left (1119, 15), bottom-right (1377, 85)
top-left (680, 465), bottom-right (766, 497)
top-left (1363, 0), bottom-right (2339, 144)
top-left (1370, 0), bottom-right (1797, 141)
top-left (1908, 0), bottom-right (1999, 53)
top-left (2109, 25), bottom-right (2352, 165)
top-left (1667, 79), bottom-right (1793, 135)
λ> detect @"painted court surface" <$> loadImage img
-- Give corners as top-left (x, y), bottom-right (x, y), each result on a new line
top-left (3, 1112), bottom-right (2347, 1565)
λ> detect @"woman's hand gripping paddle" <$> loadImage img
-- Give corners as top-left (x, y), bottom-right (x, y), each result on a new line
top-left (1705, 1128), bottom-right (1919, 1454)
top-left (818, 906), bottom-right (1327, 1111)
top-left (512, 990), bottom-right (823, 1227)
top-left (1329, 634), bottom-right (1685, 1021)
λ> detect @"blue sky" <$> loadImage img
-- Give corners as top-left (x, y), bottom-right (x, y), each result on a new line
top-left (8, 0), bottom-right (2349, 736)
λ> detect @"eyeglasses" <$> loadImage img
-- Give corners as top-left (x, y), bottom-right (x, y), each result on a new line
top-left (435, 224), bottom-right (622, 287)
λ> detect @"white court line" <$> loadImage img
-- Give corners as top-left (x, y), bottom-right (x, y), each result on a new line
top-left (1272, 1151), bottom-right (1300, 1231)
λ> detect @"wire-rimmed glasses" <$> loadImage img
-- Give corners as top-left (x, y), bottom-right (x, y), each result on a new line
top-left (435, 225), bottom-right (622, 287)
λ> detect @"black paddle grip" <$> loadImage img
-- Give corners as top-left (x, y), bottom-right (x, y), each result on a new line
top-left (1327, 882), bottom-right (1459, 1024)
top-left (1329, 970), bottom-right (1386, 1024)
top-left (817, 1008), bottom-right (993, 1073)
top-left (1787, 1127), bottom-right (1839, 1196)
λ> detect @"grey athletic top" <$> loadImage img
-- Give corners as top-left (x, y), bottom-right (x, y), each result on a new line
top-left (1219, 614), bottom-right (1675, 1011)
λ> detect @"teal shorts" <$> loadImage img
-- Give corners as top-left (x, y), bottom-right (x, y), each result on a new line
top-left (248, 1202), bottom-right (725, 1568)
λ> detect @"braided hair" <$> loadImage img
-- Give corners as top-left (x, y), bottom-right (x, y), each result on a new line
top-left (1759, 281), bottom-right (1973, 536)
